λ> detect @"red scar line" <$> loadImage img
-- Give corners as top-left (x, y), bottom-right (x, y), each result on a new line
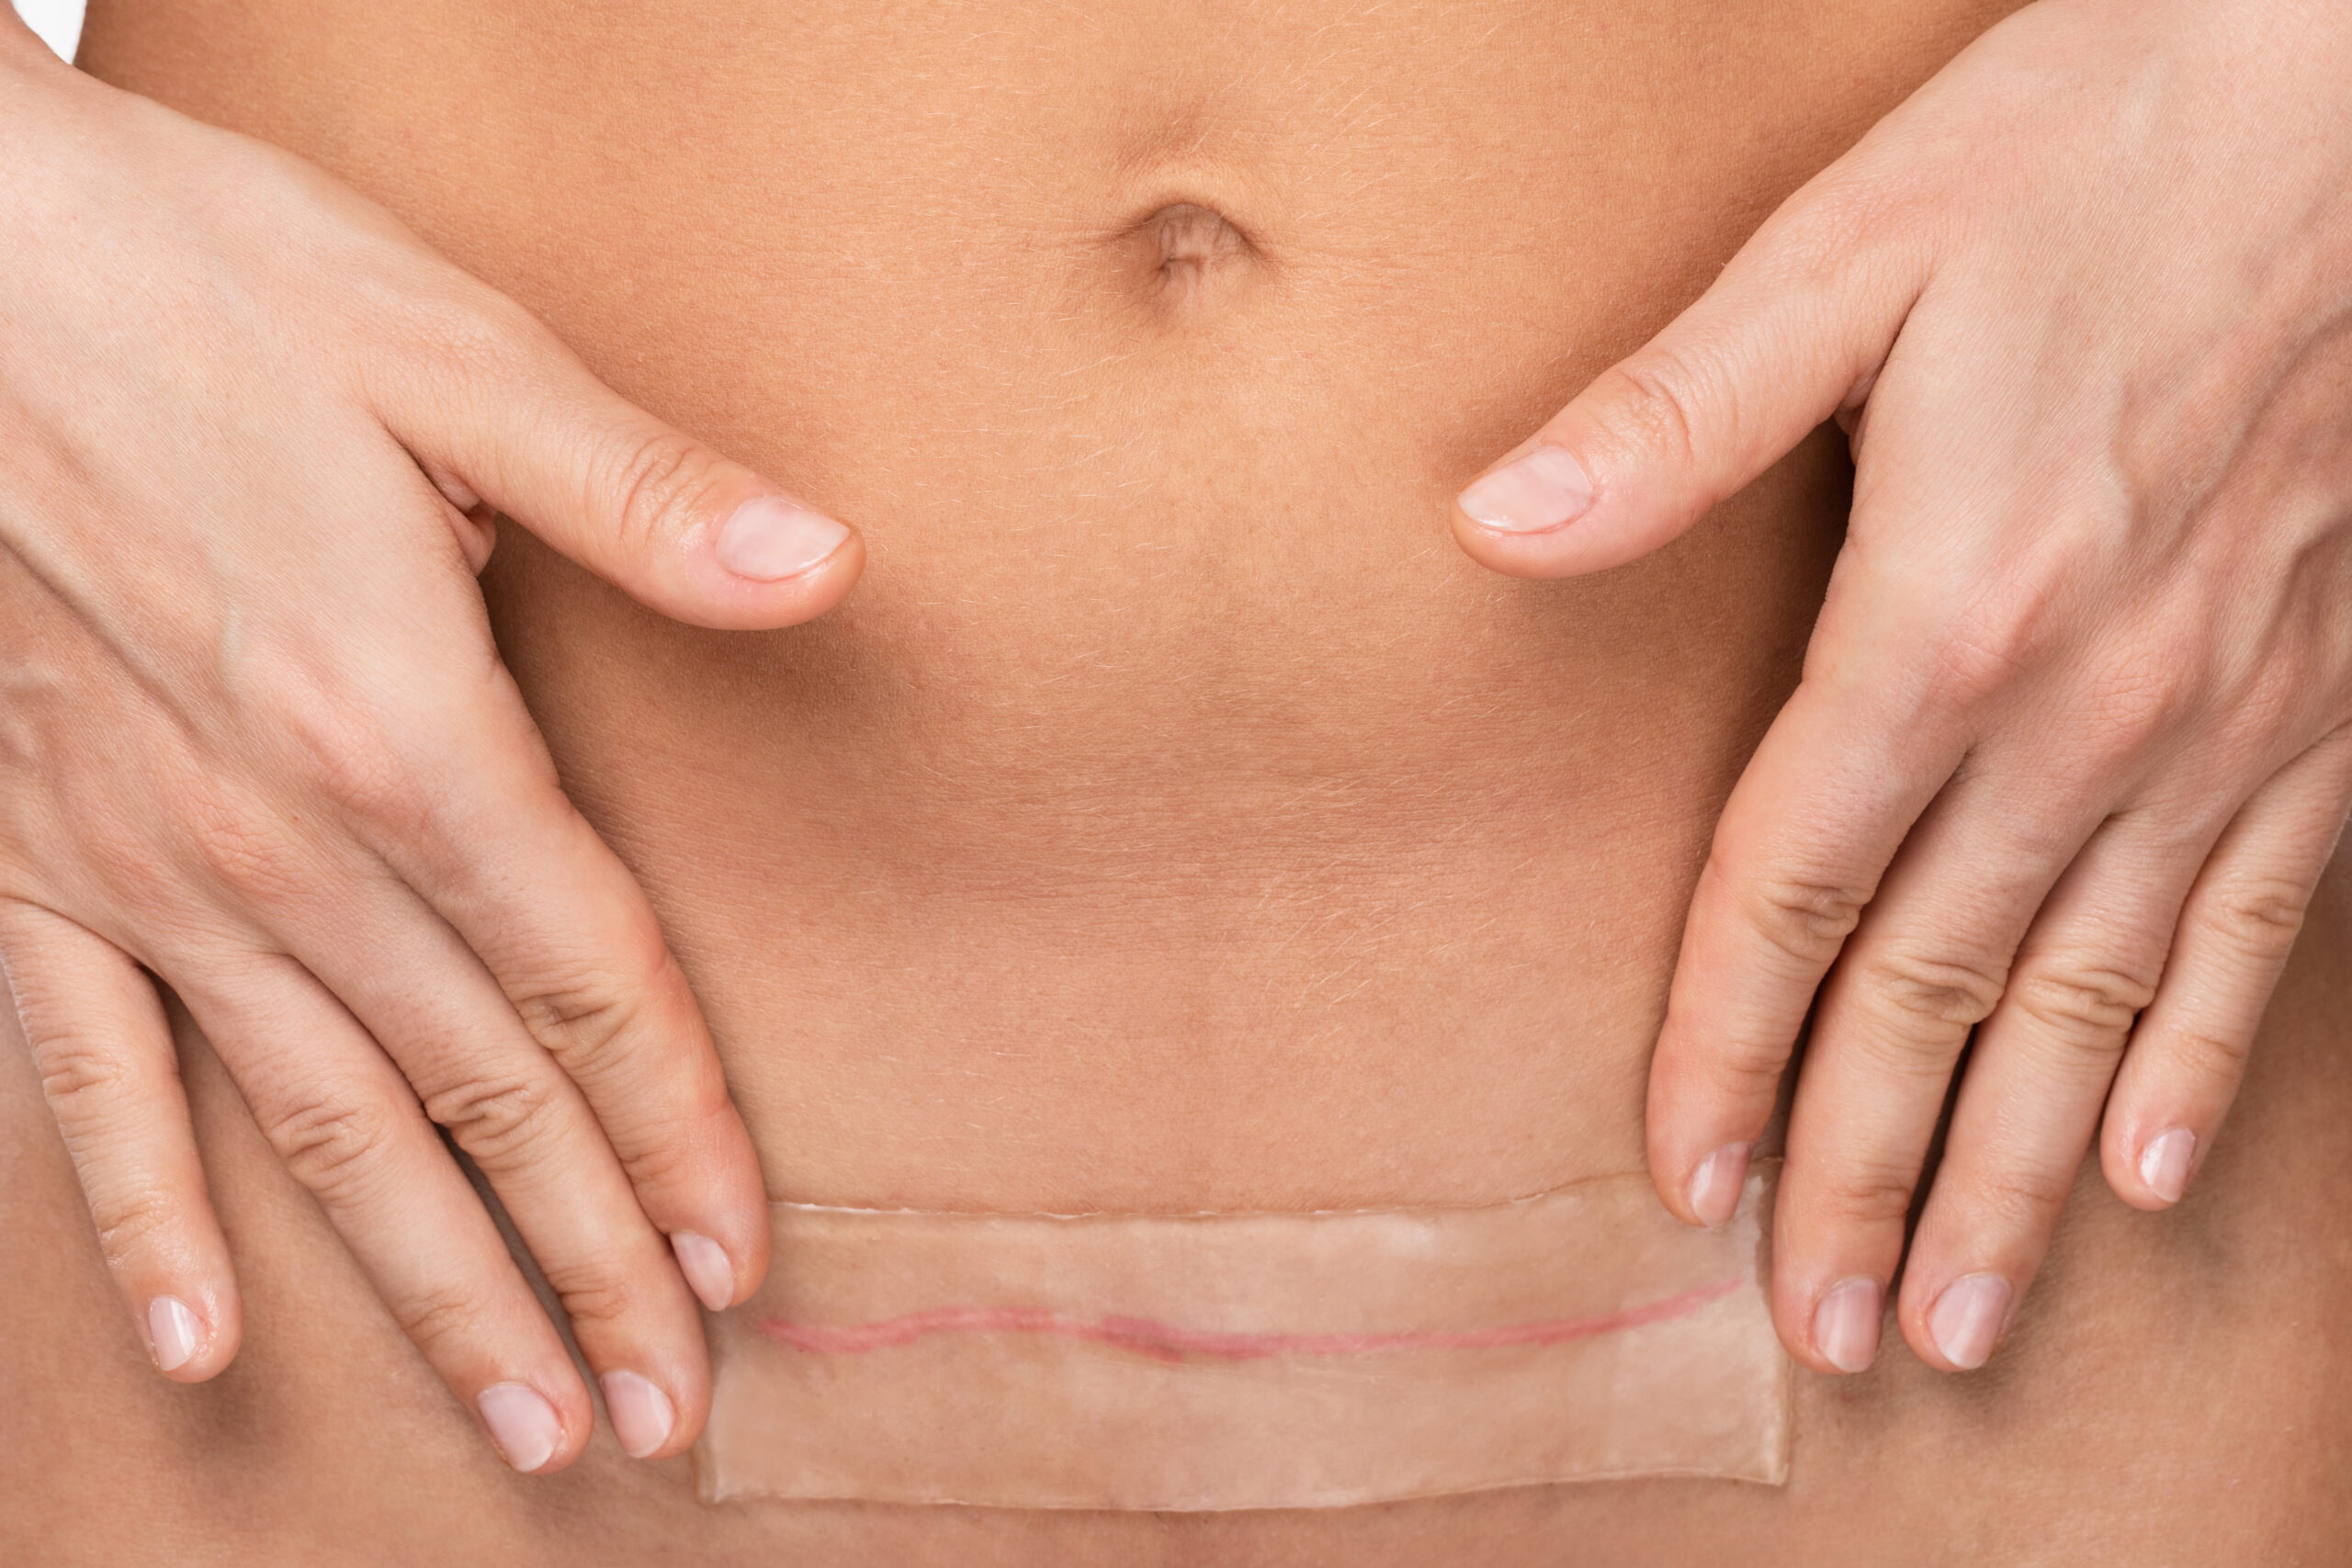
top-left (756, 1275), bottom-right (1743, 1364)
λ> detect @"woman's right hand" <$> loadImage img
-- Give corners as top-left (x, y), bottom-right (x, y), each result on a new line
top-left (0, 22), bottom-right (862, 1472)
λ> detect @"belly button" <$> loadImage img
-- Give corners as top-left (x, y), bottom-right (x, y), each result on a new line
top-left (1126, 201), bottom-right (1261, 314)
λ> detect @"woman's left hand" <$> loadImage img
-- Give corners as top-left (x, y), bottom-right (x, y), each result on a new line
top-left (1451, 0), bottom-right (2352, 1377)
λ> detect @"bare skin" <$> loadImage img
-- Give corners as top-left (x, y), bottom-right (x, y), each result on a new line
top-left (4, 0), bottom-right (2351, 1560)
top-left (1460, 0), bottom-right (2352, 1380)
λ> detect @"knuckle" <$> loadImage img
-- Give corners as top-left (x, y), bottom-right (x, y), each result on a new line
top-left (1702, 1031), bottom-right (1795, 1095)
top-left (2161, 1024), bottom-right (2256, 1088)
top-left (89, 1185), bottom-right (180, 1269)
top-left (613, 1118), bottom-right (707, 1196)
top-left (539, 1264), bottom-right (640, 1334)
top-left (1922, 546), bottom-right (2099, 713)
top-left (2079, 652), bottom-right (2200, 767)
top-left (261, 1093), bottom-right (404, 1205)
top-left (312, 737), bottom-right (430, 839)
top-left (389, 1279), bottom-right (497, 1359)
top-left (1964, 1164), bottom-right (2074, 1234)
top-left (2090, 677), bottom-right (2182, 760)
top-left (1601, 353), bottom-right (1705, 468)
top-left (421, 1069), bottom-right (564, 1170)
top-left (179, 784), bottom-right (310, 903)
top-left (594, 428), bottom-right (725, 556)
top-left (268, 682), bottom-right (435, 838)
top-left (1736, 864), bottom-right (1871, 971)
top-left (1851, 943), bottom-right (2007, 1039)
top-left (2222, 654), bottom-right (2309, 748)
top-left (2006, 960), bottom-right (2155, 1058)
top-left (2205, 876), bottom-right (2312, 964)
top-left (1928, 605), bottom-right (2045, 712)
top-left (511, 975), bottom-right (647, 1077)
top-left (1812, 1162), bottom-right (1918, 1230)
top-left (29, 1026), bottom-right (138, 1121)
top-left (506, 926), bottom-right (682, 1083)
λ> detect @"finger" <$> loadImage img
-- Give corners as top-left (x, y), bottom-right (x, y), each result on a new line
top-left (363, 288), bottom-right (863, 631)
top-left (1896, 804), bottom-right (2213, 1371)
top-left (173, 951), bottom-right (594, 1473)
top-left (2102, 728), bottom-right (2352, 1210)
top-left (1646, 633), bottom-right (1973, 1230)
top-left (1767, 760), bottom-right (2107, 1374)
top-left (279, 658), bottom-right (771, 1316)
top-left (1451, 163), bottom-right (1930, 579)
top-left (0, 899), bottom-right (242, 1382)
top-left (275, 863), bottom-right (712, 1459)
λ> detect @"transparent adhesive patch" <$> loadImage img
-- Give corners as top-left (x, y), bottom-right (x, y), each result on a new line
top-left (698, 1166), bottom-right (1788, 1510)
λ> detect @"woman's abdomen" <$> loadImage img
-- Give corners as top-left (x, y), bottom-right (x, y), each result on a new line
top-left (24, 1), bottom-right (2346, 1562)
top-left (73, 0), bottom-right (2014, 1213)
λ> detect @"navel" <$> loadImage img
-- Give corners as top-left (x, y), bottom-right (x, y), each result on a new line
top-left (1123, 200), bottom-right (1262, 317)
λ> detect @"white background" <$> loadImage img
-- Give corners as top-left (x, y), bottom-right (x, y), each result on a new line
top-left (14, 0), bottom-right (84, 58)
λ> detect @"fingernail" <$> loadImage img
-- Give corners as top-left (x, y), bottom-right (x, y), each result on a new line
top-left (1928, 1272), bottom-right (2012, 1371)
top-left (1455, 445), bottom-right (1593, 534)
top-left (1813, 1277), bottom-right (1883, 1374)
top-left (2139, 1127), bottom-right (2196, 1204)
top-left (600, 1371), bottom-right (677, 1460)
top-left (672, 1231), bottom-right (736, 1313)
top-left (478, 1382), bottom-right (565, 1473)
top-left (146, 1295), bottom-right (199, 1372)
top-left (1686, 1142), bottom-right (1752, 1229)
top-left (714, 496), bottom-right (851, 581)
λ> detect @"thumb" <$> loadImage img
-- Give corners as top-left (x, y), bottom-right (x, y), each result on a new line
top-left (1451, 184), bottom-right (1929, 580)
top-left (369, 296), bottom-right (863, 631)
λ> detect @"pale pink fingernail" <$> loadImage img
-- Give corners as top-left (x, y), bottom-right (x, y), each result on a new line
top-left (478, 1382), bottom-right (564, 1473)
top-left (146, 1295), bottom-right (199, 1372)
top-left (714, 496), bottom-right (850, 581)
top-left (1928, 1272), bottom-right (2012, 1371)
top-left (2139, 1128), bottom-right (2196, 1204)
top-left (1455, 446), bottom-right (1593, 534)
top-left (1813, 1277), bottom-right (1882, 1374)
top-left (1686, 1142), bottom-right (1752, 1229)
top-left (600, 1371), bottom-right (676, 1460)
top-left (672, 1231), bottom-right (736, 1313)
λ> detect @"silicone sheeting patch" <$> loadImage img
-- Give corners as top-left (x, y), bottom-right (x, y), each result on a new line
top-left (697, 1167), bottom-right (1789, 1510)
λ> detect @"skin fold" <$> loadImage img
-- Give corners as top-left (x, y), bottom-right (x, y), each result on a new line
top-left (1, 0), bottom-right (2349, 1560)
